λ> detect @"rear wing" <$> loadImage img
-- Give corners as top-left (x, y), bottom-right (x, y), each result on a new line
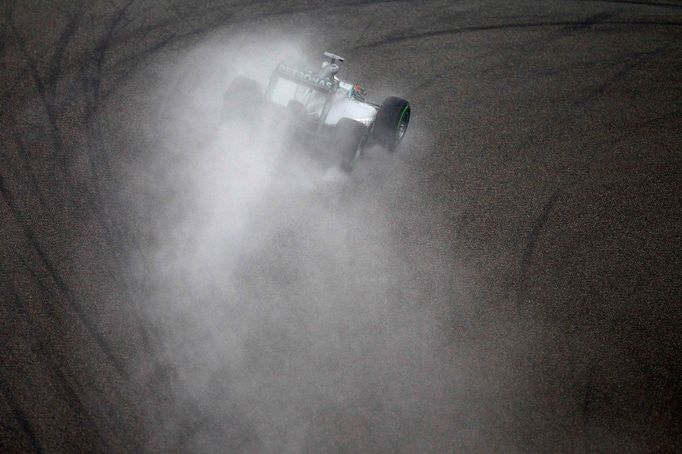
top-left (269, 61), bottom-right (337, 92)
top-left (264, 61), bottom-right (337, 127)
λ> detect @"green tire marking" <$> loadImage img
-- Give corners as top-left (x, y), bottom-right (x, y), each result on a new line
top-left (397, 104), bottom-right (410, 128)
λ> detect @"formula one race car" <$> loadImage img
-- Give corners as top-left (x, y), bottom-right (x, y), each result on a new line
top-left (222, 52), bottom-right (411, 172)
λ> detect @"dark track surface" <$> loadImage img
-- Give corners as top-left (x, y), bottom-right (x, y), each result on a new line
top-left (1, 1), bottom-right (681, 452)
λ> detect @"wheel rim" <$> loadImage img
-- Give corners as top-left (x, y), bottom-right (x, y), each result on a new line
top-left (397, 119), bottom-right (408, 139)
top-left (396, 106), bottom-right (410, 141)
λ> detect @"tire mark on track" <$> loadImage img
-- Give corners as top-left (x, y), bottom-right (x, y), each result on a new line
top-left (57, 1), bottom-right (164, 357)
top-left (0, 173), bottom-right (127, 378)
top-left (0, 122), bottom-right (49, 211)
top-left (100, 12), bottom-right (237, 102)
top-left (235, 0), bottom-right (420, 22)
top-left (574, 0), bottom-right (682, 9)
top-left (350, 20), bottom-right (682, 51)
top-left (78, 0), bottom-right (136, 195)
top-left (515, 184), bottom-right (565, 312)
top-left (46, 2), bottom-right (85, 87)
top-left (562, 11), bottom-right (617, 31)
top-left (401, 11), bottom-right (623, 127)
top-left (3, 8), bottom-right (71, 180)
top-left (0, 371), bottom-right (44, 453)
top-left (510, 106), bottom-right (678, 312)
top-left (394, 11), bottom-right (673, 317)
top-left (72, 7), bottom-right (236, 357)
top-left (575, 45), bottom-right (667, 106)
top-left (84, 0), bottom-right (136, 116)
top-left (0, 0), bottom-right (154, 376)
top-left (1, 279), bottom-right (112, 452)
top-left (0, 19), bottom-right (51, 212)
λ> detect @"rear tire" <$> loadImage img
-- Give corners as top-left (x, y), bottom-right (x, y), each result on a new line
top-left (335, 119), bottom-right (368, 173)
top-left (373, 96), bottom-right (411, 152)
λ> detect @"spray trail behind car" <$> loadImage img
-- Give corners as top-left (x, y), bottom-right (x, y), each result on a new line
top-left (139, 36), bottom-right (458, 452)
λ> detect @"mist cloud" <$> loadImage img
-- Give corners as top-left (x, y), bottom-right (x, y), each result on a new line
top-left (131, 35), bottom-right (460, 452)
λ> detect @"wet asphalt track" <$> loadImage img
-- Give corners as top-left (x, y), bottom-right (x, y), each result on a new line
top-left (1, 0), bottom-right (681, 452)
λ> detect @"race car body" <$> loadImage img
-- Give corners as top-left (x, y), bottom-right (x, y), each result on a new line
top-left (223, 52), bottom-right (411, 171)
